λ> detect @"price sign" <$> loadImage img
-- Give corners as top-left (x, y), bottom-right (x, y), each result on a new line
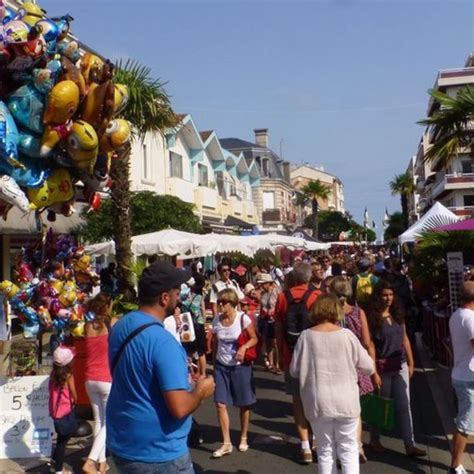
top-left (0, 376), bottom-right (53, 459)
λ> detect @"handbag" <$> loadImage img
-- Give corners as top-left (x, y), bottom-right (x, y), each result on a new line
top-left (237, 313), bottom-right (257, 364)
top-left (376, 355), bottom-right (402, 373)
top-left (360, 392), bottom-right (395, 432)
top-left (53, 386), bottom-right (78, 437)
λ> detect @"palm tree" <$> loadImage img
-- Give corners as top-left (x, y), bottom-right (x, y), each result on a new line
top-left (389, 172), bottom-right (415, 228)
top-left (298, 180), bottom-right (331, 238)
top-left (112, 59), bottom-right (178, 298)
top-left (418, 86), bottom-right (474, 167)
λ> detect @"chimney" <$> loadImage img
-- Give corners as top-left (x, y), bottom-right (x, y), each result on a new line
top-left (282, 161), bottom-right (290, 183)
top-left (254, 128), bottom-right (268, 148)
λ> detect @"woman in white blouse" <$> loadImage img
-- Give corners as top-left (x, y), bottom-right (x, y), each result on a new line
top-left (290, 294), bottom-right (375, 474)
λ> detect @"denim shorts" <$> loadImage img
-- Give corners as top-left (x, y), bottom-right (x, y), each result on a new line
top-left (453, 379), bottom-right (474, 435)
top-left (258, 318), bottom-right (275, 339)
top-left (112, 451), bottom-right (194, 474)
top-left (214, 361), bottom-right (256, 407)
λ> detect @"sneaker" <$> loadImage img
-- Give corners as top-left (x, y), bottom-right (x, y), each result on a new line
top-left (297, 448), bottom-right (313, 464)
top-left (447, 466), bottom-right (467, 474)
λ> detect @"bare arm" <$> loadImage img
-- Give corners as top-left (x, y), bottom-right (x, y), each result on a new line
top-left (359, 308), bottom-right (371, 350)
top-left (67, 375), bottom-right (77, 403)
top-left (163, 377), bottom-right (215, 419)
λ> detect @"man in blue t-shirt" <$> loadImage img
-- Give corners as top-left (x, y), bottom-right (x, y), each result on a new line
top-left (106, 261), bottom-right (215, 473)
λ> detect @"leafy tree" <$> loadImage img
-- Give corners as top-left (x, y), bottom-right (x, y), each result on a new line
top-left (317, 210), bottom-right (351, 241)
top-left (111, 59), bottom-right (178, 297)
top-left (77, 192), bottom-right (202, 244)
top-left (389, 172), bottom-right (415, 228)
top-left (297, 180), bottom-right (331, 238)
top-left (418, 87), bottom-right (474, 168)
top-left (383, 211), bottom-right (406, 242)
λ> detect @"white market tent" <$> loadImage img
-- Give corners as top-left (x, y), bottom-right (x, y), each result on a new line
top-left (85, 228), bottom-right (330, 258)
top-left (398, 202), bottom-right (460, 245)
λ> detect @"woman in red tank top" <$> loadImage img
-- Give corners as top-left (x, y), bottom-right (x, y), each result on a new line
top-left (82, 293), bottom-right (116, 474)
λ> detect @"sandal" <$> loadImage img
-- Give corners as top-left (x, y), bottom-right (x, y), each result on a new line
top-left (212, 443), bottom-right (233, 458)
top-left (271, 368), bottom-right (283, 375)
top-left (238, 437), bottom-right (249, 452)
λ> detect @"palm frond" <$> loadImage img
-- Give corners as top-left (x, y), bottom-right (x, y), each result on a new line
top-left (114, 58), bottom-right (179, 140)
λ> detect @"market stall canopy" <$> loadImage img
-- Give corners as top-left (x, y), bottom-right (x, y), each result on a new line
top-left (434, 218), bottom-right (474, 232)
top-left (399, 202), bottom-right (460, 244)
top-left (85, 229), bottom-right (330, 257)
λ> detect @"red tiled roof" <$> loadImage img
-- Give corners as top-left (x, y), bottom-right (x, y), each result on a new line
top-left (199, 130), bottom-right (213, 142)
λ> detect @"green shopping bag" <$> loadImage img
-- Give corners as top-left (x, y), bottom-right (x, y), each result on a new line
top-left (360, 393), bottom-right (395, 432)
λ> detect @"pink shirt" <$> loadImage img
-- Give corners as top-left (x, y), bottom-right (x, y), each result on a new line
top-left (49, 380), bottom-right (73, 419)
top-left (84, 334), bottom-right (112, 383)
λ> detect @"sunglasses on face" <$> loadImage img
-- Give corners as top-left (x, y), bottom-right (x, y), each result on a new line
top-left (221, 268), bottom-right (230, 273)
top-left (217, 300), bottom-right (230, 306)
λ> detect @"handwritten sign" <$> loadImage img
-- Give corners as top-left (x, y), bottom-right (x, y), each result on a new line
top-left (0, 376), bottom-right (53, 459)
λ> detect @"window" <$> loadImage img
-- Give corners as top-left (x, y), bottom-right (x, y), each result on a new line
top-left (262, 191), bottom-right (275, 210)
top-left (197, 164), bottom-right (208, 187)
top-left (262, 158), bottom-right (270, 177)
top-left (142, 144), bottom-right (150, 180)
top-left (461, 158), bottom-right (474, 174)
top-left (169, 151), bottom-right (183, 178)
top-left (464, 195), bottom-right (474, 207)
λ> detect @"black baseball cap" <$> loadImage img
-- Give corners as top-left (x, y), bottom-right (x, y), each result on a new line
top-left (138, 261), bottom-right (191, 299)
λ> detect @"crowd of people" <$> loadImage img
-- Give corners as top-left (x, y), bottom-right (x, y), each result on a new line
top-left (45, 247), bottom-right (474, 474)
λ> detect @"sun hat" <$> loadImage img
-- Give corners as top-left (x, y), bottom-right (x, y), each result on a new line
top-left (256, 273), bottom-right (273, 284)
top-left (244, 283), bottom-right (255, 294)
top-left (53, 346), bottom-right (74, 366)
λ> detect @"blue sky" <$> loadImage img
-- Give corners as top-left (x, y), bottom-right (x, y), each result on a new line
top-left (43, 0), bottom-right (474, 235)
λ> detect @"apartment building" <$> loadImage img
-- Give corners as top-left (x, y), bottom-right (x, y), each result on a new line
top-left (220, 129), bottom-right (296, 232)
top-left (290, 163), bottom-right (345, 222)
top-left (410, 54), bottom-right (474, 220)
top-left (129, 114), bottom-right (260, 233)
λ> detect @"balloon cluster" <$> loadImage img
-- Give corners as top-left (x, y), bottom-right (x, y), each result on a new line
top-left (0, 229), bottom-right (99, 339)
top-left (0, 1), bottom-right (130, 221)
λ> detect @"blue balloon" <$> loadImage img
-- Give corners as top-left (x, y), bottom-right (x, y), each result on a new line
top-left (18, 130), bottom-right (42, 158)
top-left (3, 8), bottom-right (14, 24)
top-left (0, 154), bottom-right (51, 188)
top-left (0, 101), bottom-right (19, 166)
top-left (7, 83), bottom-right (45, 134)
top-left (36, 18), bottom-right (60, 43)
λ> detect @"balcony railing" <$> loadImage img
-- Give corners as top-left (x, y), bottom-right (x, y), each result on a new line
top-left (431, 173), bottom-right (474, 198)
top-left (448, 206), bottom-right (474, 217)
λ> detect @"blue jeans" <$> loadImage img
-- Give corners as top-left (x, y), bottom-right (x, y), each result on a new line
top-left (112, 451), bottom-right (194, 474)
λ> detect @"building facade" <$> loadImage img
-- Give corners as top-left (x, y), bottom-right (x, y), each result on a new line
top-left (220, 129), bottom-right (296, 233)
top-left (410, 54), bottom-right (474, 220)
top-left (129, 114), bottom-right (260, 233)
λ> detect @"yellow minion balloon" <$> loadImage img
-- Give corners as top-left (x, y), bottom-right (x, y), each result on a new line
top-left (0, 280), bottom-right (19, 299)
top-left (113, 84), bottom-right (129, 116)
top-left (100, 119), bottom-right (131, 153)
top-left (67, 121), bottom-right (99, 174)
top-left (18, 2), bottom-right (45, 26)
top-left (43, 80), bottom-right (80, 125)
top-left (28, 168), bottom-right (74, 209)
top-left (81, 53), bottom-right (105, 85)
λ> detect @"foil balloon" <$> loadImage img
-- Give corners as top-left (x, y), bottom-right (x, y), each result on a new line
top-left (60, 56), bottom-right (86, 98)
top-left (18, 129), bottom-right (41, 157)
top-left (112, 84), bottom-right (129, 116)
top-left (53, 14), bottom-right (73, 42)
top-left (80, 80), bottom-right (114, 134)
top-left (23, 321), bottom-right (40, 338)
top-left (43, 80), bottom-right (80, 125)
top-left (15, 2), bottom-right (45, 27)
top-left (4, 20), bottom-right (29, 45)
top-left (27, 167), bottom-right (74, 209)
top-left (37, 305), bottom-right (52, 328)
top-left (41, 122), bottom-right (72, 158)
top-left (0, 174), bottom-right (30, 212)
top-left (0, 279), bottom-right (19, 298)
top-left (70, 321), bottom-right (84, 337)
top-left (67, 120), bottom-right (98, 173)
top-left (57, 39), bottom-right (80, 63)
top-left (0, 101), bottom-right (19, 167)
top-left (8, 155), bottom-right (50, 188)
top-left (99, 119), bottom-right (131, 153)
top-left (80, 53), bottom-right (105, 85)
top-left (7, 81), bottom-right (45, 134)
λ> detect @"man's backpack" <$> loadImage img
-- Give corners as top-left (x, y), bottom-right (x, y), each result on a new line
top-left (355, 274), bottom-right (373, 306)
top-left (284, 288), bottom-right (313, 351)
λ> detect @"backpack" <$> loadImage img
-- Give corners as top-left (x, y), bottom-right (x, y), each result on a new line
top-left (355, 274), bottom-right (373, 306)
top-left (284, 288), bottom-right (313, 351)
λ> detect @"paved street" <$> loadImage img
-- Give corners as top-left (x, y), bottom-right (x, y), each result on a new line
top-left (4, 344), bottom-right (456, 474)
